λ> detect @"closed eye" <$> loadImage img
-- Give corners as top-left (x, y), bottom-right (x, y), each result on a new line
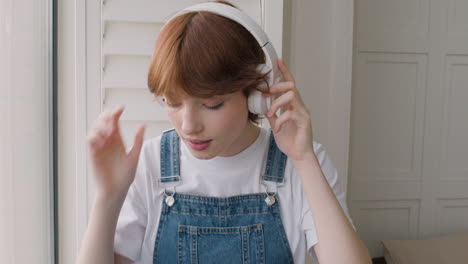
top-left (205, 102), bottom-right (224, 110)
top-left (166, 102), bottom-right (181, 108)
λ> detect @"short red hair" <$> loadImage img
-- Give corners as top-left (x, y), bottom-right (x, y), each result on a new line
top-left (147, 1), bottom-right (270, 124)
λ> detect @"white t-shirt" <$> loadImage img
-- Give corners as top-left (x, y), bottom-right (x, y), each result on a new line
top-left (114, 127), bottom-right (354, 264)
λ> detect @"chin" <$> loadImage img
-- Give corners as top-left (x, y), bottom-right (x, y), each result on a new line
top-left (189, 149), bottom-right (217, 160)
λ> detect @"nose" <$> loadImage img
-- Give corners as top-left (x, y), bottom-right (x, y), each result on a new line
top-left (180, 107), bottom-right (203, 136)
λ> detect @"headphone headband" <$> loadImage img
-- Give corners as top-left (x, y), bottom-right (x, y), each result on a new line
top-left (162, 2), bottom-right (280, 91)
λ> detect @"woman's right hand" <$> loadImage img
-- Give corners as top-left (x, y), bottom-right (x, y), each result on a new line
top-left (87, 106), bottom-right (146, 199)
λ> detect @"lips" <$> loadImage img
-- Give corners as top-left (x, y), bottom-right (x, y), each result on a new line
top-left (186, 139), bottom-right (212, 151)
top-left (189, 139), bottom-right (210, 144)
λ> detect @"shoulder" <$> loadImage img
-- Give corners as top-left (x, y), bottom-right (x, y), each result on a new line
top-left (287, 140), bottom-right (333, 170)
top-left (135, 128), bottom-right (183, 173)
top-left (128, 132), bottom-right (165, 198)
top-left (311, 141), bottom-right (338, 181)
top-left (132, 133), bottom-right (164, 180)
top-left (312, 140), bottom-right (329, 163)
top-left (285, 140), bottom-right (338, 188)
top-left (139, 136), bottom-right (161, 162)
top-left (139, 128), bottom-right (175, 160)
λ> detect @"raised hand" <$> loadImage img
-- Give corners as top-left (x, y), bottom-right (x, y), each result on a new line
top-left (86, 106), bottom-right (146, 199)
top-left (262, 59), bottom-right (315, 162)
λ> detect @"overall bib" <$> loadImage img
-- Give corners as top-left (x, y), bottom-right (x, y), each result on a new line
top-left (152, 129), bottom-right (294, 264)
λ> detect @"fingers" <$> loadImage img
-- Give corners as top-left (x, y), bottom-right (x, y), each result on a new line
top-left (261, 61), bottom-right (311, 134)
top-left (111, 106), bottom-right (125, 130)
top-left (278, 59), bottom-right (294, 82)
top-left (273, 110), bottom-right (296, 133)
top-left (266, 90), bottom-right (295, 117)
top-left (128, 124), bottom-right (146, 161)
top-left (87, 130), bottom-right (105, 151)
top-left (87, 106), bottom-right (125, 152)
top-left (261, 81), bottom-right (295, 97)
top-left (273, 110), bottom-right (309, 133)
top-left (261, 59), bottom-right (294, 97)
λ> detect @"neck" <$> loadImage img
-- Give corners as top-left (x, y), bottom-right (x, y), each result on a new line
top-left (220, 122), bottom-right (260, 157)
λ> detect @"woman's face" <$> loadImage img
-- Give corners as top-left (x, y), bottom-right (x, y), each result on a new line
top-left (164, 89), bottom-right (259, 160)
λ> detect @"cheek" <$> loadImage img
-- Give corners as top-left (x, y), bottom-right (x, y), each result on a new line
top-left (166, 110), bottom-right (181, 128)
top-left (216, 103), bottom-right (249, 129)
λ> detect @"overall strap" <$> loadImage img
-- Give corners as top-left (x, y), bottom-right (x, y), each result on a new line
top-left (262, 128), bottom-right (287, 183)
top-left (159, 129), bottom-right (181, 183)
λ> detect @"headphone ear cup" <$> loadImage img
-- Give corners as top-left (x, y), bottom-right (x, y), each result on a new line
top-left (248, 89), bottom-right (270, 114)
top-left (256, 64), bottom-right (271, 91)
top-left (249, 64), bottom-right (274, 115)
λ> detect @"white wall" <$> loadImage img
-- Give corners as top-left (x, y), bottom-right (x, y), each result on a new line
top-left (0, 0), bottom-right (54, 263)
top-left (283, 0), bottom-right (354, 196)
top-left (284, 1), bottom-right (354, 261)
top-left (58, 0), bottom-right (86, 262)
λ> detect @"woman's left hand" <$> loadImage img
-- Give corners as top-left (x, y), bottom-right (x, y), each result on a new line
top-left (263, 59), bottom-right (315, 162)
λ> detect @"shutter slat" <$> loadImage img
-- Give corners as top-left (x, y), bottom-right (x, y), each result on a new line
top-left (103, 22), bottom-right (161, 56)
top-left (103, 0), bottom-right (202, 23)
top-left (120, 120), bottom-right (174, 147)
top-left (103, 55), bottom-right (150, 89)
top-left (104, 88), bottom-right (154, 105)
top-left (103, 0), bottom-right (262, 25)
top-left (104, 103), bottom-right (168, 121)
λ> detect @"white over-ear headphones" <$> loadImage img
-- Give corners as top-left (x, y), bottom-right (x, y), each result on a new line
top-left (160, 2), bottom-right (281, 115)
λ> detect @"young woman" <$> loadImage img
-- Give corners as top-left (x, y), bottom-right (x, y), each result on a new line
top-left (77, 1), bottom-right (371, 263)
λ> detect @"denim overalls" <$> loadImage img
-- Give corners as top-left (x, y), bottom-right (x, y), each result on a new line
top-left (152, 129), bottom-right (294, 263)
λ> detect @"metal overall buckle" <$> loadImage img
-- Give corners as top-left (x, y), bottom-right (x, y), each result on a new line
top-left (164, 188), bottom-right (176, 207)
top-left (261, 181), bottom-right (278, 206)
top-left (159, 176), bottom-right (181, 207)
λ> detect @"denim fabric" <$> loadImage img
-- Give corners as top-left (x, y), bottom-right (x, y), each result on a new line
top-left (153, 129), bottom-right (293, 264)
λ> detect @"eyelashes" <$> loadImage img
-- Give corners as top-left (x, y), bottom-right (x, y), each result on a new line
top-left (205, 102), bottom-right (224, 110)
top-left (164, 101), bottom-right (225, 110)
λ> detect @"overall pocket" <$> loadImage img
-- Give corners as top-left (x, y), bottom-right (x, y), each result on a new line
top-left (177, 224), bottom-right (265, 264)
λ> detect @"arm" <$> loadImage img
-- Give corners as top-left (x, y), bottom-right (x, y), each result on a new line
top-left (263, 58), bottom-right (371, 263)
top-left (115, 253), bottom-right (134, 264)
top-left (77, 193), bottom-right (127, 264)
top-left (76, 106), bottom-right (145, 264)
top-left (293, 152), bottom-right (371, 264)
